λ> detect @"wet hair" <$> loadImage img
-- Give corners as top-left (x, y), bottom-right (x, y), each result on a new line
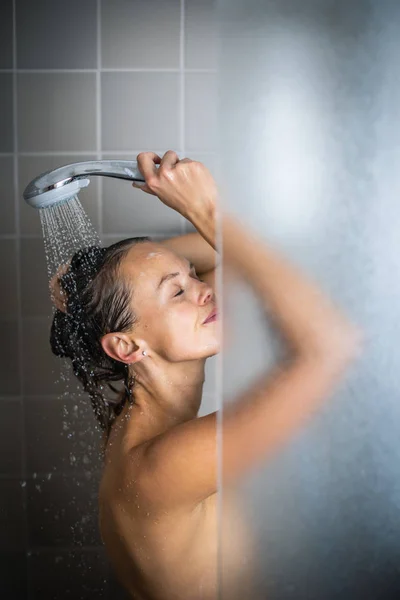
top-left (50, 237), bottom-right (151, 439)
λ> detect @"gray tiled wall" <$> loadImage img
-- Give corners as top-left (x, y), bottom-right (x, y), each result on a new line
top-left (0, 1), bottom-right (218, 598)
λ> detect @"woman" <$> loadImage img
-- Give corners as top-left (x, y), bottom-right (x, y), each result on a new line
top-left (50, 150), bottom-right (362, 599)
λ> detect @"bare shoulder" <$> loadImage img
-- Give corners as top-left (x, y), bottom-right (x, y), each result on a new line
top-left (100, 439), bottom-right (206, 533)
top-left (108, 413), bottom-right (218, 513)
top-left (101, 439), bottom-right (148, 489)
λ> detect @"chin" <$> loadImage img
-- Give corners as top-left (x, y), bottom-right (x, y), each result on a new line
top-left (203, 340), bottom-right (221, 358)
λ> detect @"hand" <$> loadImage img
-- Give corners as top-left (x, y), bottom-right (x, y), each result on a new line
top-left (133, 150), bottom-right (218, 221)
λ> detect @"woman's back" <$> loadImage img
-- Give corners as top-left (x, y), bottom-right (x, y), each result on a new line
top-left (99, 402), bottom-right (258, 600)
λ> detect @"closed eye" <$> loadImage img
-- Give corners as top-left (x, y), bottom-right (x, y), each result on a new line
top-left (173, 275), bottom-right (204, 297)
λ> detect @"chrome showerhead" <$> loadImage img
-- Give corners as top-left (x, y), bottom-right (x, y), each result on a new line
top-left (23, 160), bottom-right (152, 209)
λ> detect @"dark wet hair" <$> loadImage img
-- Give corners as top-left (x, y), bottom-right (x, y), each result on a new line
top-left (50, 237), bottom-right (151, 439)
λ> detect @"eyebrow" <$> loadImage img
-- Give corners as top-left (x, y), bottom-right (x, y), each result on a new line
top-left (157, 261), bottom-right (195, 290)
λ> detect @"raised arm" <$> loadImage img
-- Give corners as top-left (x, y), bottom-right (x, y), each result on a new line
top-left (159, 231), bottom-right (218, 278)
top-left (130, 151), bottom-right (363, 509)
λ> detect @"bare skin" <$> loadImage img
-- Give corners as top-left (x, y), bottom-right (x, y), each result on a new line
top-left (99, 348), bottom-right (259, 600)
top-left (98, 241), bottom-right (259, 599)
top-left (49, 237), bottom-right (250, 597)
top-left (53, 150), bottom-right (361, 599)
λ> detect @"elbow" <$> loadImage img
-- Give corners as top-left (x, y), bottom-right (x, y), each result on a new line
top-left (300, 324), bottom-right (365, 366)
top-left (322, 325), bottom-right (365, 368)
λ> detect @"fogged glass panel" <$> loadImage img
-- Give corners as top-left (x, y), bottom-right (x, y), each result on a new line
top-left (217, 1), bottom-right (400, 598)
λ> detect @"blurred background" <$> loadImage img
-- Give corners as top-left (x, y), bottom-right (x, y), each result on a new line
top-left (218, 0), bottom-right (400, 599)
top-left (1, 0), bottom-right (400, 599)
top-left (0, 0), bottom-right (218, 598)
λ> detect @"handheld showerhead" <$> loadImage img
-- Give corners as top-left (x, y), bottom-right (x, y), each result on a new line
top-left (23, 160), bottom-right (155, 209)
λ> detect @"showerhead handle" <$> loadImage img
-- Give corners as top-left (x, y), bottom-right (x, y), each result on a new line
top-left (23, 160), bottom-right (158, 209)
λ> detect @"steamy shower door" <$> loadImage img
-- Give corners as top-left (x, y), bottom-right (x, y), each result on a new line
top-left (216, 1), bottom-right (400, 598)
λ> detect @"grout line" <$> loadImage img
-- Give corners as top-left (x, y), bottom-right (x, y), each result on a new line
top-left (0, 471), bottom-right (102, 481)
top-left (100, 68), bottom-right (217, 73)
top-left (1, 470), bottom-right (103, 480)
top-left (18, 151), bottom-right (100, 157)
top-left (0, 68), bottom-right (217, 73)
top-left (7, 394), bottom-right (69, 400)
top-left (26, 545), bottom-right (108, 554)
top-left (12, 0), bottom-right (24, 491)
top-left (179, 0), bottom-right (186, 235)
top-left (12, 1), bottom-right (30, 593)
top-left (0, 231), bottom-right (185, 240)
top-left (96, 0), bottom-right (103, 236)
top-left (0, 394), bottom-right (23, 403)
top-left (96, 7), bottom-right (109, 595)
top-left (11, 69), bottom-right (98, 74)
top-left (16, 150), bottom-right (217, 157)
top-left (102, 67), bottom-right (179, 73)
top-left (101, 232), bottom-right (183, 239)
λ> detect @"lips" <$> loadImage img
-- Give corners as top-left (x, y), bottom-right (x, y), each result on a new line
top-left (203, 307), bottom-right (217, 324)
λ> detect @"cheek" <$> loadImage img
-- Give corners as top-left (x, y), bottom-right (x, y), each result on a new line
top-left (161, 305), bottom-right (196, 334)
top-left (164, 304), bottom-right (199, 341)
top-left (174, 304), bottom-right (198, 325)
top-left (142, 304), bottom-right (197, 342)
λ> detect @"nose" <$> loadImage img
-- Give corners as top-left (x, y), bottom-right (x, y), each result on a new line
top-left (200, 283), bottom-right (214, 305)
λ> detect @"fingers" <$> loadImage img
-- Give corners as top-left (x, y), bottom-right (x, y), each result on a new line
top-left (132, 181), bottom-right (156, 195)
top-left (136, 152), bottom-right (162, 181)
top-left (133, 151), bottom-right (194, 195)
top-left (134, 152), bottom-right (162, 194)
top-left (160, 150), bottom-right (180, 170)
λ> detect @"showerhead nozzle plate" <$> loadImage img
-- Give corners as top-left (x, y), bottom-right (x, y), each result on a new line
top-left (25, 178), bottom-right (90, 209)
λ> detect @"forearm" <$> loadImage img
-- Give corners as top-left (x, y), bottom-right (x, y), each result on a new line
top-left (159, 231), bottom-right (218, 275)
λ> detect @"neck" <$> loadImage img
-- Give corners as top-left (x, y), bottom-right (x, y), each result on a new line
top-left (115, 355), bottom-right (207, 450)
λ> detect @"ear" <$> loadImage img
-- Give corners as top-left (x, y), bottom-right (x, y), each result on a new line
top-left (101, 332), bottom-right (145, 365)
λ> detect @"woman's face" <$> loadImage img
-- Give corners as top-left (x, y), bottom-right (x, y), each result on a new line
top-left (119, 242), bottom-right (220, 362)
